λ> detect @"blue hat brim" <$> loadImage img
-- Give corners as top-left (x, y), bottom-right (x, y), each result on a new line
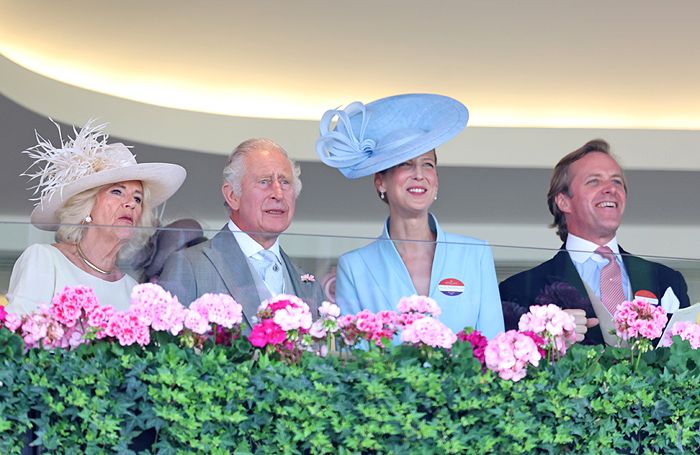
top-left (316, 94), bottom-right (468, 179)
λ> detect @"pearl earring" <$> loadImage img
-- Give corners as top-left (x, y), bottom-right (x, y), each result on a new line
top-left (84, 215), bottom-right (92, 223)
top-left (379, 191), bottom-right (386, 200)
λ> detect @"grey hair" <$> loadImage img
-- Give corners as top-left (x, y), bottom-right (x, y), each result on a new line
top-left (55, 184), bottom-right (156, 258)
top-left (222, 138), bottom-right (302, 204)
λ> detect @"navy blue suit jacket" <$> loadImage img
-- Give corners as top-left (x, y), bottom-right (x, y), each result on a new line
top-left (499, 246), bottom-right (690, 345)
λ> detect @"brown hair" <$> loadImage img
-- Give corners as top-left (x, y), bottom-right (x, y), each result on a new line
top-left (547, 139), bottom-right (627, 241)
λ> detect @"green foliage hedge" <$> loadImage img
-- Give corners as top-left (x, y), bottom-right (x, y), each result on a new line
top-left (2, 328), bottom-right (700, 454)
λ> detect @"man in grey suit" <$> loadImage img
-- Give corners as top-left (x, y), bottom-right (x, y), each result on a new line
top-left (159, 138), bottom-right (323, 326)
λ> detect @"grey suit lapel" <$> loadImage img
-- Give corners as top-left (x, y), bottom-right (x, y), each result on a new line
top-left (203, 228), bottom-right (261, 326)
top-left (281, 247), bottom-right (304, 298)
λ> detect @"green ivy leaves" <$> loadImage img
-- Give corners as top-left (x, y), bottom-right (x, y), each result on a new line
top-left (2, 332), bottom-right (700, 453)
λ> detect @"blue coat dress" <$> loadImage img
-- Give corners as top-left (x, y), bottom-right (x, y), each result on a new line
top-left (335, 215), bottom-right (505, 339)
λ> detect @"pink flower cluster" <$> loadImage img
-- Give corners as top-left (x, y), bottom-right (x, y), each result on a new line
top-left (484, 330), bottom-right (543, 382)
top-left (5, 284), bottom-right (244, 350)
top-left (337, 309), bottom-right (398, 348)
top-left (396, 295), bottom-right (441, 326)
top-left (518, 304), bottom-right (577, 357)
top-left (248, 294), bottom-right (312, 349)
top-left (105, 312), bottom-right (150, 347)
top-left (659, 321), bottom-right (700, 349)
top-left (457, 329), bottom-right (488, 365)
top-left (129, 283), bottom-right (184, 335)
top-left (4, 286), bottom-right (119, 349)
top-left (400, 316), bottom-right (456, 349)
top-left (309, 301), bottom-right (341, 339)
top-left (395, 295), bottom-right (456, 349)
top-left (191, 293), bottom-right (243, 331)
top-left (0, 305), bottom-right (6, 328)
top-left (614, 299), bottom-right (668, 341)
top-left (307, 301), bottom-right (342, 357)
top-left (129, 284), bottom-right (243, 345)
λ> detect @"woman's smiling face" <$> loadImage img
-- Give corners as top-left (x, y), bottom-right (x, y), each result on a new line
top-left (375, 150), bottom-right (438, 216)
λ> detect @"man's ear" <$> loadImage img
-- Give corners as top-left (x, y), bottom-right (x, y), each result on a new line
top-left (555, 193), bottom-right (571, 214)
top-left (222, 183), bottom-right (240, 211)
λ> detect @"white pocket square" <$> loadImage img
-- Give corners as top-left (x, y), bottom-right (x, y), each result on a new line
top-left (660, 287), bottom-right (680, 313)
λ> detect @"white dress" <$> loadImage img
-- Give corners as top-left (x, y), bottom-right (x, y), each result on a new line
top-left (7, 244), bottom-right (137, 314)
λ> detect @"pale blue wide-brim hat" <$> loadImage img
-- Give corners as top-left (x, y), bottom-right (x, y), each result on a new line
top-left (316, 93), bottom-right (468, 179)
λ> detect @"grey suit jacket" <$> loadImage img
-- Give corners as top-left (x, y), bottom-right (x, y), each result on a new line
top-left (159, 226), bottom-right (324, 327)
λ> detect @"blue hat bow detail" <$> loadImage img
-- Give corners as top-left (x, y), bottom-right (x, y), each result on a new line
top-left (317, 102), bottom-right (376, 172)
top-left (316, 94), bottom-right (468, 179)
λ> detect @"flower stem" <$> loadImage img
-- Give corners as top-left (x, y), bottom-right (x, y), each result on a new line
top-left (634, 343), bottom-right (643, 373)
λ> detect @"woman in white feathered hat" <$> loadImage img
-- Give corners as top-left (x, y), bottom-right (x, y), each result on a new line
top-left (7, 120), bottom-right (186, 314)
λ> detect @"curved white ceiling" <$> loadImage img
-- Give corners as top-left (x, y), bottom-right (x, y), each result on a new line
top-left (2, 0), bottom-right (700, 129)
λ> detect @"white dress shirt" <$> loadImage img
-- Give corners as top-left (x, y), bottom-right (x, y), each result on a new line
top-left (228, 220), bottom-right (285, 295)
top-left (566, 233), bottom-right (631, 300)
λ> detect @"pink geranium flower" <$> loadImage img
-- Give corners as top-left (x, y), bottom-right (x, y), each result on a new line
top-left (318, 301), bottom-right (340, 318)
top-left (8, 287), bottom-right (117, 350)
top-left (50, 285), bottom-right (99, 328)
top-left (614, 299), bottom-right (668, 341)
top-left (190, 293), bottom-right (243, 329)
top-left (396, 295), bottom-right (441, 319)
top-left (105, 312), bottom-right (150, 347)
top-left (183, 309), bottom-right (210, 335)
top-left (249, 294), bottom-right (314, 355)
top-left (518, 304), bottom-right (577, 358)
top-left (248, 318), bottom-right (287, 348)
top-left (484, 330), bottom-right (542, 382)
top-left (309, 302), bottom-right (341, 358)
top-left (273, 303), bottom-right (313, 331)
top-left (660, 321), bottom-right (700, 349)
top-left (129, 283), bottom-right (186, 335)
top-left (457, 329), bottom-right (488, 365)
top-left (400, 316), bottom-right (456, 349)
top-left (4, 312), bottom-right (22, 332)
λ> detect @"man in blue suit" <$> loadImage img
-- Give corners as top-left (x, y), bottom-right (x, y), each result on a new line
top-left (499, 139), bottom-right (690, 345)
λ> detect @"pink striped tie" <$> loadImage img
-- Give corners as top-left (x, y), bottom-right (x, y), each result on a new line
top-left (596, 246), bottom-right (626, 315)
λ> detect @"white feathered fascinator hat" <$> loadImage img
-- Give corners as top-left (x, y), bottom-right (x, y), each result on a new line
top-left (23, 119), bottom-right (186, 231)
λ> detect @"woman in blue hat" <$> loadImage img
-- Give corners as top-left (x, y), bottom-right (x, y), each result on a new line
top-left (316, 94), bottom-right (504, 338)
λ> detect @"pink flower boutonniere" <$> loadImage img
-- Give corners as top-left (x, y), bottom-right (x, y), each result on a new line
top-left (301, 274), bottom-right (316, 283)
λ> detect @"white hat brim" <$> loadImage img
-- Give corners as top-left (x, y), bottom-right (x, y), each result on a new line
top-left (30, 162), bottom-right (186, 231)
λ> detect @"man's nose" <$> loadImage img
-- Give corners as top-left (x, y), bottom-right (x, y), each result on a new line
top-left (601, 180), bottom-right (617, 193)
top-left (270, 180), bottom-right (283, 197)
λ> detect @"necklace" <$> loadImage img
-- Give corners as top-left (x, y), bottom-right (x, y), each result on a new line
top-left (76, 243), bottom-right (113, 275)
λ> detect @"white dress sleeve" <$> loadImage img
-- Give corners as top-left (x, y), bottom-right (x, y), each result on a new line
top-left (7, 244), bottom-right (58, 315)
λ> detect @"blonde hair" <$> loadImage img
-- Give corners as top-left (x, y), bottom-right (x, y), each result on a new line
top-left (55, 183), bottom-right (156, 257)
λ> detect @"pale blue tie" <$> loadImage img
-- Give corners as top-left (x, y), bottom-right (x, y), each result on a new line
top-left (257, 249), bottom-right (285, 296)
